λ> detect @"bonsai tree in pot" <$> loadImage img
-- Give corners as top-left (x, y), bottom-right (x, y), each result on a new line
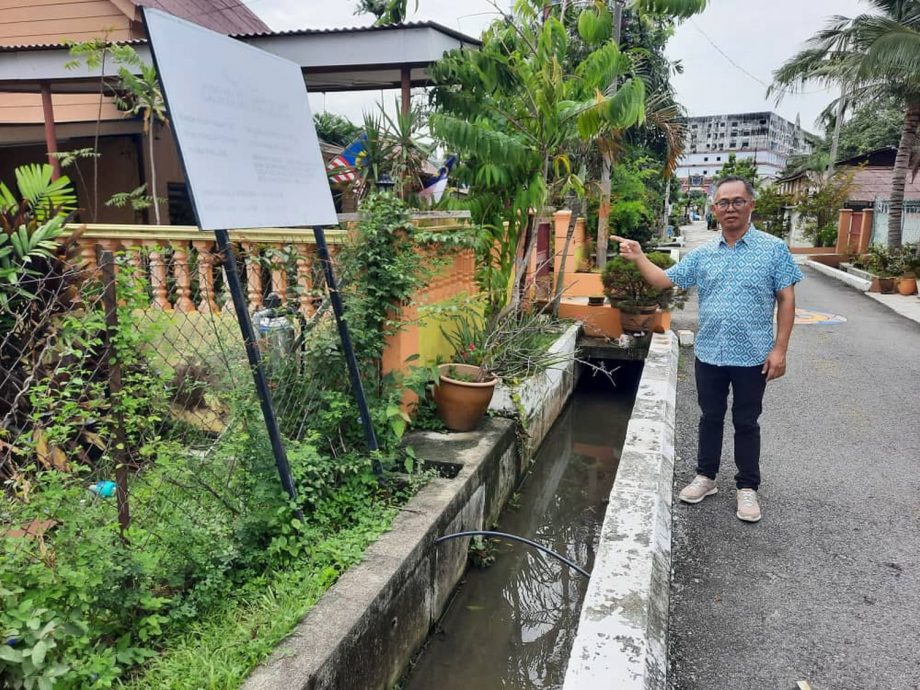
top-left (601, 251), bottom-right (681, 332)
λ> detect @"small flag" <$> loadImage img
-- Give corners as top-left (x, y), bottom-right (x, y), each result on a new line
top-left (419, 155), bottom-right (457, 204)
top-left (327, 134), bottom-right (367, 183)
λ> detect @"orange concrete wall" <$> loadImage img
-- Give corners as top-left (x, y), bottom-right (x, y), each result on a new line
top-left (0, 0), bottom-right (135, 47)
top-left (560, 271), bottom-right (605, 298)
top-left (382, 246), bottom-right (478, 374)
top-left (790, 246), bottom-right (835, 255)
top-left (552, 209), bottom-right (605, 298)
top-left (806, 254), bottom-right (844, 268)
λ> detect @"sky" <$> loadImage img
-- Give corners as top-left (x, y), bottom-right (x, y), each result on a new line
top-left (251, 0), bottom-right (869, 134)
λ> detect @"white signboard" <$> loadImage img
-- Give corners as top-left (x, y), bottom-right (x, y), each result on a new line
top-left (142, 8), bottom-right (338, 230)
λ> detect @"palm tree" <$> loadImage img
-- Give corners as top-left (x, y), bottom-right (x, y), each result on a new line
top-left (771, 1), bottom-right (920, 251)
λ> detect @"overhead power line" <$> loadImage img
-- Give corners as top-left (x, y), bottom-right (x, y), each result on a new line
top-left (688, 19), bottom-right (831, 97)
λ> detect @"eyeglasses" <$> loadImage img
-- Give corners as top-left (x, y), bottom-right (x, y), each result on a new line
top-left (713, 198), bottom-right (750, 210)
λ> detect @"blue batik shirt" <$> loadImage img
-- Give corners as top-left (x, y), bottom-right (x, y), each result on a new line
top-left (665, 226), bottom-right (804, 367)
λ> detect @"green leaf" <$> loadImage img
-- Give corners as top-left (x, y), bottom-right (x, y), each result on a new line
top-left (0, 645), bottom-right (22, 663)
top-left (577, 4), bottom-right (613, 45)
top-left (631, 0), bottom-right (707, 19)
top-left (31, 639), bottom-right (48, 666)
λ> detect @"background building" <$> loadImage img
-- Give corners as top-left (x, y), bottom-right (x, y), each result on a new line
top-left (676, 111), bottom-right (813, 192)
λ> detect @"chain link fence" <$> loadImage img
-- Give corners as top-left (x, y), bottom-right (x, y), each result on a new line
top-left (0, 231), bottom-right (409, 687)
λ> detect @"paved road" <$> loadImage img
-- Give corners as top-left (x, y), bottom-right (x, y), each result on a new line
top-left (667, 226), bottom-right (920, 690)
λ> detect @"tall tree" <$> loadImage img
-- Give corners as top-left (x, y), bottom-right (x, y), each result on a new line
top-left (714, 153), bottom-right (759, 187)
top-left (772, 0), bottom-right (920, 251)
top-left (355, 0), bottom-right (416, 25)
top-left (430, 0), bottom-right (647, 311)
top-left (591, 4), bottom-right (697, 264)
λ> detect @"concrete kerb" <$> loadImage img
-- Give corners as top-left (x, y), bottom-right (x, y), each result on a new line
top-left (803, 259), bottom-right (871, 291)
top-left (562, 331), bottom-right (679, 690)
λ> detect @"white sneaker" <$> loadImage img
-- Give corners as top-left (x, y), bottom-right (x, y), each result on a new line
top-left (736, 489), bottom-right (762, 522)
top-left (679, 475), bottom-right (718, 504)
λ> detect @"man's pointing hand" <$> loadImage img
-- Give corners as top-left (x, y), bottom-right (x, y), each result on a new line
top-left (610, 235), bottom-right (643, 262)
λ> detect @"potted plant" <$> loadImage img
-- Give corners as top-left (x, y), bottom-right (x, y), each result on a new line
top-left (431, 362), bottom-right (498, 432)
top-left (432, 305), bottom-right (569, 432)
top-left (894, 244), bottom-right (919, 296)
top-left (866, 246), bottom-right (897, 294)
top-left (601, 251), bottom-right (680, 332)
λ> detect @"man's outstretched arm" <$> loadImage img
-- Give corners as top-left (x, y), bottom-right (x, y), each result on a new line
top-left (610, 235), bottom-right (675, 289)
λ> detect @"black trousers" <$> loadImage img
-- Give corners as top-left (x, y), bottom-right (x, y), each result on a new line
top-left (695, 358), bottom-right (768, 490)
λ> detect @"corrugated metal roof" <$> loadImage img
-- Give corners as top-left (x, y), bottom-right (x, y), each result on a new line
top-left (232, 20), bottom-right (481, 45)
top-left (0, 20), bottom-right (480, 53)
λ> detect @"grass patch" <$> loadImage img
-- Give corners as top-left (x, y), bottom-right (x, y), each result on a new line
top-left (118, 504), bottom-right (400, 689)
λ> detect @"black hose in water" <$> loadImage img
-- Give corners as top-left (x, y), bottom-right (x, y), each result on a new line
top-left (434, 530), bottom-right (591, 578)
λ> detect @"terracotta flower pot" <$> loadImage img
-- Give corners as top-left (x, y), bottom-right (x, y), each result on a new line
top-left (897, 276), bottom-right (918, 295)
top-left (878, 277), bottom-right (896, 294)
top-left (618, 304), bottom-right (658, 333)
top-left (652, 309), bottom-right (672, 334)
top-left (432, 364), bottom-right (498, 432)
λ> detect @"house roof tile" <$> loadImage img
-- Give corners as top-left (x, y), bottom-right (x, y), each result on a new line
top-left (849, 166), bottom-right (920, 202)
top-left (132, 0), bottom-right (270, 36)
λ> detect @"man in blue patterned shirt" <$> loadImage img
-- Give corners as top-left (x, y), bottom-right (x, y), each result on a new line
top-left (612, 176), bottom-right (803, 522)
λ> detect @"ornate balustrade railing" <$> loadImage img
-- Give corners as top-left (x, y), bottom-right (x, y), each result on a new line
top-left (67, 212), bottom-right (472, 317)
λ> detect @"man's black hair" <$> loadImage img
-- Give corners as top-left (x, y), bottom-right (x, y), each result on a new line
top-left (715, 176), bottom-right (755, 198)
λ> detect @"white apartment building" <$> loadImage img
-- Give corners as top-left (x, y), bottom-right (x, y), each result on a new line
top-left (675, 111), bottom-right (812, 192)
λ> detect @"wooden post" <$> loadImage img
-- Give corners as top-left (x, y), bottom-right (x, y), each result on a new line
top-left (99, 250), bottom-right (131, 536)
top-left (401, 67), bottom-right (411, 117)
top-left (40, 83), bottom-right (62, 180)
top-left (858, 208), bottom-right (874, 254)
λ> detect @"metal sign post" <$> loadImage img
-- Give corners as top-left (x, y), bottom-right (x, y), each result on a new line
top-left (313, 228), bottom-right (381, 473)
top-left (142, 8), bottom-right (383, 512)
top-left (214, 229), bottom-right (303, 516)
